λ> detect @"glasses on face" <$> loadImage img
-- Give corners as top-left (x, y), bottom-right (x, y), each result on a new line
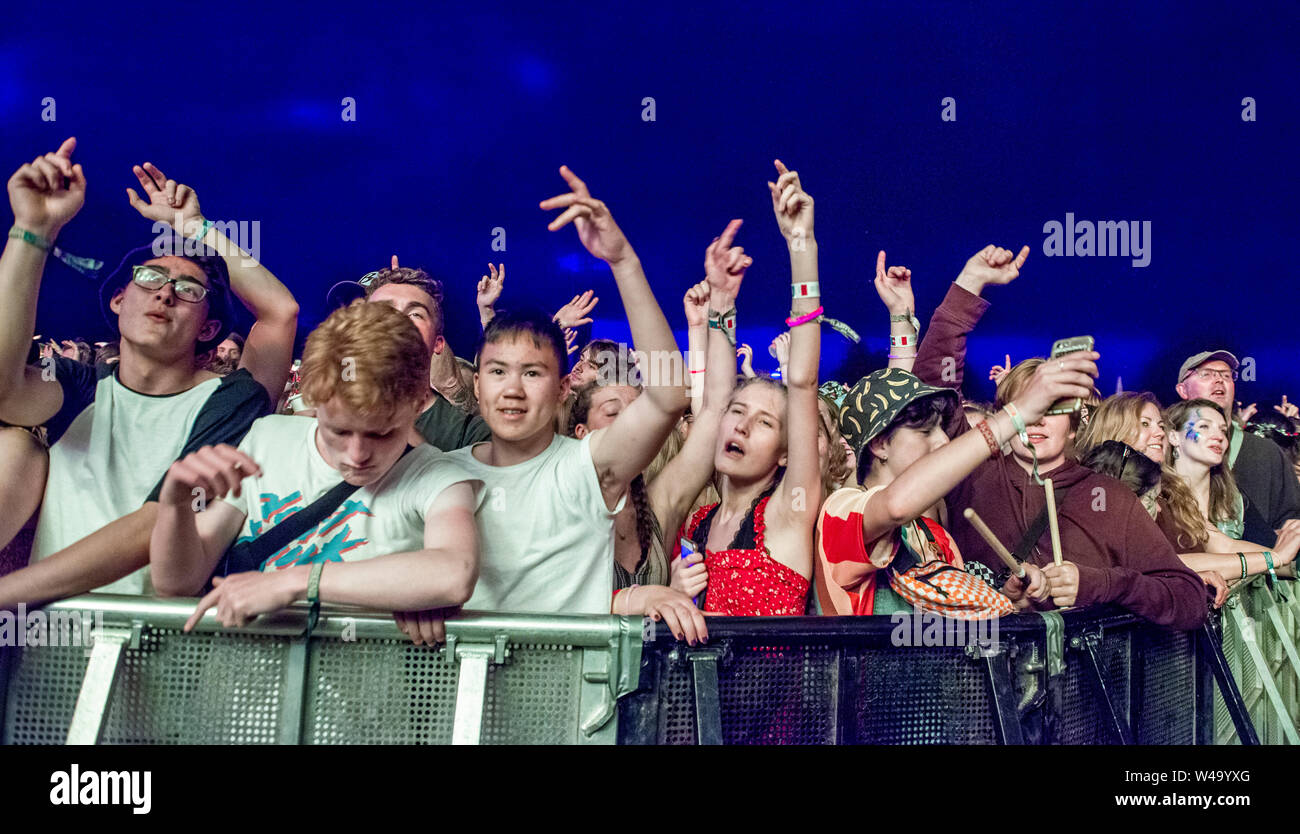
top-left (132, 265), bottom-right (209, 303)
top-left (1190, 367), bottom-right (1237, 383)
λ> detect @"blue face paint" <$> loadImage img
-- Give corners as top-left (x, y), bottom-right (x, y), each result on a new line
top-left (1184, 421), bottom-right (1201, 443)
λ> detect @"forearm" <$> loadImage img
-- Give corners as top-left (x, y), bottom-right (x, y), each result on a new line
top-left (314, 548), bottom-right (478, 610)
top-left (0, 504), bottom-right (157, 609)
top-left (0, 237), bottom-right (47, 399)
top-left (874, 411), bottom-right (1017, 533)
top-left (1077, 563), bottom-right (1208, 630)
top-left (150, 503), bottom-right (221, 596)
top-left (784, 240), bottom-right (820, 390)
top-left (195, 224), bottom-right (298, 325)
top-left (478, 305), bottom-right (495, 331)
top-left (914, 283), bottom-right (990, 392)
top-left (610, 254), bottom-right (684, 408)
top-left (687, 323), bottom-right (706, 414)
top-left (1180, 548), bottom-right (1283, 583)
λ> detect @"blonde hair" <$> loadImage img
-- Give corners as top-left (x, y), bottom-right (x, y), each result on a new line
top-left (300, 302), bottom-right (431, 417)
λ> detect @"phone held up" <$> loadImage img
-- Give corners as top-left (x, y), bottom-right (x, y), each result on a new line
top-left (1046, 335), bottom-right (1095, 415)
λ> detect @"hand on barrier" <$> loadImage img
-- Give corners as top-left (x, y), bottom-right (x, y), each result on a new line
top-left (1272, 522), bottom-right (1300, 566)
top-left (1198, 570), bottom-right (1229, 608)
top-left (1041, 560), bottom-right (1080, 608)
top-left (394, 606), bottom-right (458, 647)
top-left (184, 569), bottom-right (301, 631)
top-left (638, 585), bottom-right (707, 646)
top-left (159, 445), bottom-right (263, 507)
top-left (671, 549), bottom-right (708, 599)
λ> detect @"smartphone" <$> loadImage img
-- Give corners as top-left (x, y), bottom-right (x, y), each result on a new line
top-left (679, 537), bottom-right (703, 608)
top-left (1046, 335), bottom-right (1095, 415)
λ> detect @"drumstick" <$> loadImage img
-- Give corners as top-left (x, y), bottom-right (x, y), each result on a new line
top-left (1044, 478), bottom-right (1064, 567)
top-left (963, 508), bottom-right (1026, 579)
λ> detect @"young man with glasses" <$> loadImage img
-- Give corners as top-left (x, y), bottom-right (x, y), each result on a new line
top-left (0, 138), bottom-right (298, 606)
top-left (1174, 350), bottom-right (1300, 547)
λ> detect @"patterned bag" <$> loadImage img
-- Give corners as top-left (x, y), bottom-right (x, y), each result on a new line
top-left (886, 517), bottom-right (1014, 620)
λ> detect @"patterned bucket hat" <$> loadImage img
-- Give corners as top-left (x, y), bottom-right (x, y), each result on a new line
top-left (838, 368), bottom-right (959, 460)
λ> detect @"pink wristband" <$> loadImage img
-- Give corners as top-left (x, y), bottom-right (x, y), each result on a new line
top-left (785, 306), bottom-right (824, 328)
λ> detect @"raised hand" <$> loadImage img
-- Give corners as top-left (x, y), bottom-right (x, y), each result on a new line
top-left (540, 166), bottom-right (632, 265)
top-left (126, 162), bottom-right (204, 236)
top-left (766, 159), bottom-right (814, 244)
top-left (957, 244), bottom-right (1030, 291)
top-left (990, 354), bottom-right (1012, 384)
top-left (703, 218), bottom-right (751, 304)
top-left (1236, 402), bottom-right (1259, 424)
top-left (737, 344), bottom-right (755, 378)
top-left (683, 279), bottom-right (711, 328)
top-left (477, 263), bottom-right (505, 310)
top-left (1275, 395), bottom-right (1298, 420)
top-left (1010, 351), bottom-right (1101, 425)
top-left (8, 137), bottom-right (86, 239)
top-left (769, 332), bottom-right (791, 365)
top-left (563, 327), bottom-right (580, 356)
top-left (873, 250), bottom-right (914, 315)
top-left (554, 289), bottom-right (599, 329)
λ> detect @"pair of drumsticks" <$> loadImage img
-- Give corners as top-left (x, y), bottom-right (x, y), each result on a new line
top-left (963, 478), bottom-right (1064, 580)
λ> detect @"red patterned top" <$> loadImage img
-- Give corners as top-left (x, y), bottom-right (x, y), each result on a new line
top-left (682, 496), bottom-right (811, 616)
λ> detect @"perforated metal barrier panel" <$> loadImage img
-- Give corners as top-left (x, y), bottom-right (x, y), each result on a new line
top-left (1, 596), bottom-right (640, 746)
top-left (3, 584), bottom-right (1297, 745)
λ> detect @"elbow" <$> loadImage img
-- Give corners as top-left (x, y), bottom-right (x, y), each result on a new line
top-left (880, 491), bottom-right (916, 529)
top-left (784, 367), bottom-right (818, 390)
top-left (151, 570), bottom-right (202, 599)
top-left (444, 557), bottom-right (479, 608)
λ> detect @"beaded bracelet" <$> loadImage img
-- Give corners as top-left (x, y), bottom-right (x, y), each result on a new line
top-left (976, 419), bottom-right (1000, 457)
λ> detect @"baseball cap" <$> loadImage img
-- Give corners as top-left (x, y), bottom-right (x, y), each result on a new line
top-left (1177, 350), bottom-right (1239, 383)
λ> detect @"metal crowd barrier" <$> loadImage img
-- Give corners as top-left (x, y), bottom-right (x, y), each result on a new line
top-left (1, 578), bottom-right (1297, 745)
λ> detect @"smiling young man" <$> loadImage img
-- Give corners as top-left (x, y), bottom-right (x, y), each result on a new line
top-left (910, 245), bottom-right (1208, 630)
top-left (149, 303), bottom-right (480, 642)
top-left (1174, 350), bottom-right (1300, 547)
top-left (0, 139), bottom-right (297, 606)
top-left (444, 166), bottom-right (693, 623)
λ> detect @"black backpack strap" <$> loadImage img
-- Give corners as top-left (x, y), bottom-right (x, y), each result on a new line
top-left (216, 446), bottom-right (412, 577)
top-left (1012, 484), bottom-right (1072, 563)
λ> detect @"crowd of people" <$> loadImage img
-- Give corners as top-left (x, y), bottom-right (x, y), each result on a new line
top-left (1, 137), bottom-right (1297, 647)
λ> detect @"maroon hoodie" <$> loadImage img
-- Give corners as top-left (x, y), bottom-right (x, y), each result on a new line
top-left (916, 283), bottom-right (1208, 630)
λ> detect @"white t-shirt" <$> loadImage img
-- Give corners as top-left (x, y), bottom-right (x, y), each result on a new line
top-left (445, 433), bottom-right (623, 614)
top-left (220, 415), bottom-right (481, 570)
top-left (33, 362), bottom-right (268, 595)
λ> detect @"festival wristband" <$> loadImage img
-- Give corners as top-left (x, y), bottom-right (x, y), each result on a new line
top-left (889, 334), bottom-right (916, 349)
top-left (190, 218), bottom-right (215, 242)
top-left (1264, 550), bottom-right (1277, 584)
top-left (708, 308), bottom-right (737, 346)
top-left (1003, 403), bottom-right (1028, 439)
top-left (976, 419), bottom-right (1000, 457)
top-left (792, 281), bottom-right (820, 299)
top-left (890, 310), bottom-right (921, 335)
top-left (9, 226), bottom-right (52, 252)
top-left (785, 306), bottom-right (824, 328)
top-left (305, 560), bottom-right (326, 638)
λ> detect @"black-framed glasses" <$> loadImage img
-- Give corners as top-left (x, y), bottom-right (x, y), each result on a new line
top-left (131, 264), bottom-right (208, 303)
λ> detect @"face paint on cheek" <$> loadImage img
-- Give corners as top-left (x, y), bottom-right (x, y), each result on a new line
top-left (1184, 422), bottom-right (1200, 443)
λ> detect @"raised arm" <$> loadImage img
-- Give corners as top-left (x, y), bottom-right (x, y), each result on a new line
top-left (540, 166), bottom-right (687, 508)
top-left (684, 280), bottom-right (709, 416)
top-left (0, 138), bottom-right (85, 425)
top-left (913, 245), bottom-right (1026, 393)
top-left (477, 263), bottom-right (504, 330)
top-left (855, 354), bottom-right (1099, 543)
top-left (766, 160), bottom-right (822, 531)
top-left (648, 223), bottom-right (751, 540)
top-left (873, 250), bottom-right (918, 372)
top-left (126, 162), bottom-right (299, 403)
